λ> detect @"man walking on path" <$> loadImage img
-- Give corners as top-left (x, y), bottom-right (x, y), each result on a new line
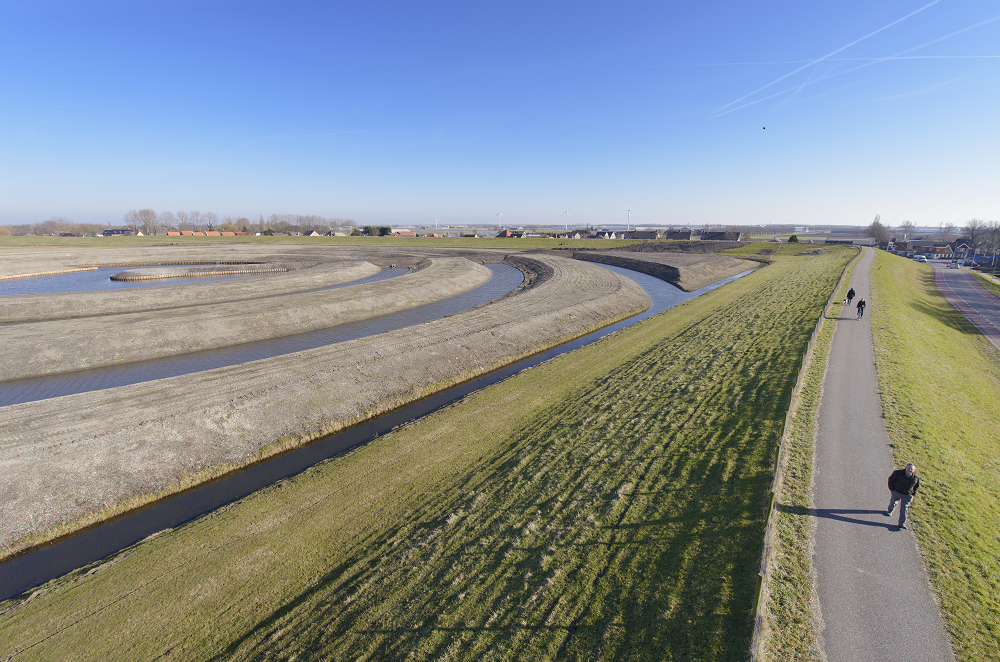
top-left (813, 247), bottom-right (954, 661)
top-left (846, 287), bottom-right (855, 304)
top-left (887, 464), bottom-right (920, 529)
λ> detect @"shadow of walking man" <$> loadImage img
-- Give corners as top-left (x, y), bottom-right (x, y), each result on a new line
top-left (777, 504), bottom-right (897, 530)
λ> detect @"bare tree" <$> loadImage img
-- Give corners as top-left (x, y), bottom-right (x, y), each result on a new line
top-left (896, 220), bottom-right (916, 239)
top-left (965, 219), bottom-right (986, 247)
top-left (123, 209), bottom-right (142, 233)
top-left (938, 222), bottom-right (955, 241)
top-left (203, 212), bottom-right (218, 231)
top-left (158, 211), bottom-right (176, 231)
top-left (188, 211), bottom-right (203, 230)
top-left (865, 215), bottom-right (891, 244)
top-left (983, 220), bottom-right (1000, 253)
top-left (138, 209), bottom-right (158, 235)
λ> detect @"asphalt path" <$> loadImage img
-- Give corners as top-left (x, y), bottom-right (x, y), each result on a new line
top-left (813, 247), bottom-right (954, 661)
top-left (932, 263), bottom-right (1000, 350)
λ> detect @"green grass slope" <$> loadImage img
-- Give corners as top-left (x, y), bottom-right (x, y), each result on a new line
top-left (870, 253), bottom-right (1000, 661)
top-left (0, 248), bottom-right (853, 661)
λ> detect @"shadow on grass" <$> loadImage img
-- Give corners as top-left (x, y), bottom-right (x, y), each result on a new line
top-left (777, 503), bottom-right (896, 529)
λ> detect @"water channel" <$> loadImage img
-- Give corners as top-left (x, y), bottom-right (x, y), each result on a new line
top-left (0, 266), bottom-right (516, 407)
top-left (1, 266), bottom-right (249, 295)
top-left (0, 264), bottom-right (750, 601)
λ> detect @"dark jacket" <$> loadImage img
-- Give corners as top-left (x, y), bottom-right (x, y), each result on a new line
top-left (888, 469), bottom-right (920, 496)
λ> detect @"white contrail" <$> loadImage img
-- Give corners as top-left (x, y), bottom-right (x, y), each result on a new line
top-left (714, 0), bottom-right (945, 114)
top-left (658, 55), bottom-right (1000, 67)
top-left (712, 12), bottom-right (1000, 117)
top-left (0, 114), bottom-right (56, 158)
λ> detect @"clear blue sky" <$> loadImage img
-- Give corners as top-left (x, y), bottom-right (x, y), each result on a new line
top-left (2, 0), bottom-right (998, 228)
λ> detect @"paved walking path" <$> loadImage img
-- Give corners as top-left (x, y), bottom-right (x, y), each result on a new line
top-left (813, 248), bottom-right (954, 662)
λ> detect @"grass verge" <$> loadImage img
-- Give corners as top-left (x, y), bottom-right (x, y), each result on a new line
top-left (969, 270), bottom-right (1000, 299)
top-left (0, 248), bottom-right (854, 661)
top-left (760, 248), bottom-right (860, 660)
top-left (870, 252), bottom-right (1000, 661)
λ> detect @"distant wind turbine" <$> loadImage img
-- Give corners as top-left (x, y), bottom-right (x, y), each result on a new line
top-left (563, 209), bottom-right (569, 230)
top-left (496, 210), bottom-right (504, 228)
top-left (625, 207), bottom-right (632, 231)
top-left (434, 217), bottom-right (439, 229)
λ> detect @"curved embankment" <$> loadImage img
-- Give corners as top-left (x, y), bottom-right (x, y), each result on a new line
top-left (572, 250), bottom-right (754, 291)
top-left (0, 259), bottom-right (379, 323)
top-left (0, 254), bottom-right (648, 554)
top-left (0, 258), bottom-right (491, 381)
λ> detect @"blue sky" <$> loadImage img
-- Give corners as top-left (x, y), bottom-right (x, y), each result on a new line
top-left (2, 0), bottom-right (998, 228)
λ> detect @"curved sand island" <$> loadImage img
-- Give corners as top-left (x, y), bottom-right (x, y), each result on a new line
top-left (0, 252), bottom-right (648, 554)
top-left (0, 258), bottom-right (491, 381)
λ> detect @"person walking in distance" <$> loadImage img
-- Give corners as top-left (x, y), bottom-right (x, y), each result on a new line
top-left (887, 463), bottom-right (920, 529)
top-left (856, 297), bottom-right (866, 319)
top-left (846, 287), bottom-right (855, 305)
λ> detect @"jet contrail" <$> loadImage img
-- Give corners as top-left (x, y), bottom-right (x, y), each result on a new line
top-left (657, 55), bottom-right (1000, 67)
top-left (714, 0), bottom-right (945, 114)
top-left (0, 114), bottom-right (56, 158)
top-left (712, 11), bottom-right (1000, 117)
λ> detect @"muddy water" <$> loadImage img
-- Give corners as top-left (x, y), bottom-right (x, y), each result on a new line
top-left (0, 266), bottom-right (750, 601)
top-left (0, 266), bottom-right (518, 407)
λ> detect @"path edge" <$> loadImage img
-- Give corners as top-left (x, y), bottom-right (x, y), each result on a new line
top-left (750, 246), bottom-right (862, 661)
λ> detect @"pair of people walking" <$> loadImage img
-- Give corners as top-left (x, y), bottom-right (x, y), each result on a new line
top-left (845, 288), bottom-right (866, 318)
top-left (887, 463), bottom-right (920, 529)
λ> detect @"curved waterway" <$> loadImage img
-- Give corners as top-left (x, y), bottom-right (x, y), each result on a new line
top-left (0, 265), bottom-right (751, 601)
top-left (1, 266), bottom-right (248, 295)
top-left (0, 266), bottom-right (517, 407)
top-left (1, 263), bottom-right (403, 298)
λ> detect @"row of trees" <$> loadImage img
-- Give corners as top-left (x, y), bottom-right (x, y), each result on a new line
top-left (0, 212), bottom-right (359, 236)
top-left (124, 210), bottom-right (360, 235)
top-left (0, 217), bottom-right (108, 237)
top-left (865, 216), bottom-right (1000, 252)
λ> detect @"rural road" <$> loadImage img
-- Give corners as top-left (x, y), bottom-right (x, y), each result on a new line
top-left (813, 247), bottom-right (954, 662)
top-left (932, 263), bottom-right (1000, 350)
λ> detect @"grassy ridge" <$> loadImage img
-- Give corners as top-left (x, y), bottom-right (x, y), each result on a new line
top-left (762, 248), bottom-right (860, 660)
top-left (870, 253), bottom-right (1000, 660)
top-left (0, 248), bottom-right (853, 661)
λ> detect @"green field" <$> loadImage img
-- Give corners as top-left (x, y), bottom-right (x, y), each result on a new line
top-left (870, 253), bottom-right (1000, 660)
top-left (0, 234), bottom-right (639, 252)
top-left (0, 247), bottom-right (854, 661)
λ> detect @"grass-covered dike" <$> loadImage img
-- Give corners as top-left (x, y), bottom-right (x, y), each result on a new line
top-left (0, 246), bottom-right (854, 661)
top-left (870, 252), bottom-right (1000, 661)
